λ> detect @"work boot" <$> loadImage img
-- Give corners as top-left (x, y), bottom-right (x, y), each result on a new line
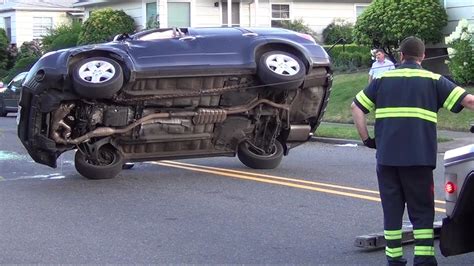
top-left (387, 258), bottom-right (407, 266)
top-left (414, 256), bottom-right (437, 266)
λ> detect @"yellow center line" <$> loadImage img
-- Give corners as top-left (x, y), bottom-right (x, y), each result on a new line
top-left (154, 161), bottom-right (382, 202)
top-left (159, 160), bottom-right (446, 205)
top-left (153, 161), bottom-right (447, 212)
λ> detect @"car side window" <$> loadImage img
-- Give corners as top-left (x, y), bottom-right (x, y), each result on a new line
top-left (138, 30), bottom-right (177, 41)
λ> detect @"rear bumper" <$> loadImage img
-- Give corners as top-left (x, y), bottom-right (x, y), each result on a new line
top-left (17, 56), bottom-right (73, 168)
top-left (17, 86), bottom-right (59, 168)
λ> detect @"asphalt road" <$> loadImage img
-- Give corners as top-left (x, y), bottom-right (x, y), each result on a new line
top-left (1, 115), bottom-right (473, 264)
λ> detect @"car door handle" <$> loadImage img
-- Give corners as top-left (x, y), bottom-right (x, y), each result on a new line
top-left (179, 36), bottom-right (196, 41)
top-left (242, 33), bottom-right (258, 37)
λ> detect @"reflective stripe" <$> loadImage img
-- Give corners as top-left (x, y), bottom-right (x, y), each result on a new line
top-left (377, 69), bottom-right (441, 80)
top-left (375, 107), bottom-right (437, 123)
top-left (386, 247), bottom-right (403, 258)
top-left (443, 86), bottom-right (466, 111)
top-left (384, 229), bottom-right (402, 240)
top-left (415, 246), bottom-right (435, 256)
top-left (356, 91), bottom-right (375, 112)
top-left (414, 229), bottom-right (434, 239)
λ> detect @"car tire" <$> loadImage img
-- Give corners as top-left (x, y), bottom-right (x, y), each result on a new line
top-left (257, 51), bottom-right (306, 90)
top-left (72, 57), bottom-right (124, 99)
top-left (0, 106), bottom-right (7, 117)
top-left (74, 145), bottom-right (124, 180)
top-left (122, 163), bottom-right (135, 170)
top-left (237, 140), bottom-right (284, 169)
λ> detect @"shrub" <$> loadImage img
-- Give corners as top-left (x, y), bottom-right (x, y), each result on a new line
top-left (322, 19), bottom-right (354, 45)
top-left (0, 28), bottom-right (8, 71)
top-left (78, 8), bottom-right (136, 45)
top-left (445, 19), bottom-right (474, 85)
top-left (278, 18), bottom-right (319, 42)
top-left (18, 40), bottom-right (42, 60)
top-left (323, 44), bottom-right (372, 71)
top-left (42, 21), bottom-right (82, 52)
top-left (3, 41), bottom-right (42, 83)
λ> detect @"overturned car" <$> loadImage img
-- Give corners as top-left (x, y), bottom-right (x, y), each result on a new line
top-left (17, 27), bottom-right (332, 179)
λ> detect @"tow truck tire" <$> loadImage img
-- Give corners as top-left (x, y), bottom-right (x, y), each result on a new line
top-left (237, 140), bottom-right (284, 169)
top-left (74, 146), bottom-right (124, 180)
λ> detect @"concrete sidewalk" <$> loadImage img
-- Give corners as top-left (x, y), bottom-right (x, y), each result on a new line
top-left (312, 125), bottom-right (473, 153)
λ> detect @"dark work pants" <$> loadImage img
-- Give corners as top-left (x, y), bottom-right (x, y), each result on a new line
top-left (377, 165), bottom-right (437, 266)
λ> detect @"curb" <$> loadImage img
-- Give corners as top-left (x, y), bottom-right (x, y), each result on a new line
top-left (310, 136), bottom-right (363, 145)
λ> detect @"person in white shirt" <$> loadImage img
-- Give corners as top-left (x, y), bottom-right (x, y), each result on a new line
top-left (368, 49), bottom-right (395, 83)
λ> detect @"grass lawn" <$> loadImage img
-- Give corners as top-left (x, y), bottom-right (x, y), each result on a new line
top-left (323, 72), bottom-right (474, 131)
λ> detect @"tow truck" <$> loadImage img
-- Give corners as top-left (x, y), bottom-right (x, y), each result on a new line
top-left (440, 124), bottom-right (474, 256)
top-left (355, 125), bottom-right (474, 256)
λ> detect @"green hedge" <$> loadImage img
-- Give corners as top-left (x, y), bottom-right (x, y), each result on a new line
top-left (323, 44), bottom-right (372, 71)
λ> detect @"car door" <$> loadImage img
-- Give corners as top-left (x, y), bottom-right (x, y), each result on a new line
top-left (192, 27), bottom-right (256, 68)
top-left (126, 28), bottom-right (203, 73)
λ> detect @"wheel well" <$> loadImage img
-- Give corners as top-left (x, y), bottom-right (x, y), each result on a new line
top-left (68, 51), bottom-right (130, 82)
top-left (255, 44), bottom-right (309, 72)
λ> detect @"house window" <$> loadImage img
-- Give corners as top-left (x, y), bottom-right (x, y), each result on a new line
top-left (33, 17), bottom-right (53, 39)
top-left (221, 2), bottom-right (240, 27)
top-left (168, 2), bottom-right (190, 27)
top-left (4, 17), bottom-right (11, 42)
top-left (355, 4), bottom-right (369, 18)
top-left (271, 4), bottom-right (290, 27)
top-left (146, 2), bottom-right (159, 28)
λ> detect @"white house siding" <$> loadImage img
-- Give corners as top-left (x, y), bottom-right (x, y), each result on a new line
top-left (0, 10), bottom-right (71, 45)
top-left (443, 0), bottom-right (474, 34)
top-left (0, 11), bottom-right (15, 43)
top-left (194, 0), bottom-right (220, 27)
top-left (292, 2), bottom-right (363, 34)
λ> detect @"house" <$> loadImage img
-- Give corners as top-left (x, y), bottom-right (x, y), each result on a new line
top-left (0, 0), bottom-right (83, 45)
top-left (73, 0), bottom-right (372, 39)
top-left (424, 0), bottom-right (474, 75)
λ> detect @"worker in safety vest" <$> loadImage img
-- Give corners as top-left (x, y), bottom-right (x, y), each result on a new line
top-left (351, 36), bottom-right (474, 266)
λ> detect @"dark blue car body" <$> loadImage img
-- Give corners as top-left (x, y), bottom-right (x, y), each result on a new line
top-left (18, 27), bottom-right (332, 179)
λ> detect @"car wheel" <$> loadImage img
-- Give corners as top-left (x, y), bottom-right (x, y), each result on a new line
top-left (237, 140), bottom-right (284, 169)
top-left (74, 145), bottom-right (124, 180)
top-left (122, 163), bottom-right (135, 170)
top-left (257, 51), bottom-right (306, 90)
top-left (72, 57), bottom-right (124, 99)
top-left (0, 107), bottom-right (7, 117)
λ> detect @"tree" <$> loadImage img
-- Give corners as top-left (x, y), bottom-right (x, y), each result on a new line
top-left (353, 0), bottom-right (447, 63)
top-left (322, 19), bottom-right (354, 45)
top-left (42, 21), bottom-right (82, 52)
top-left (78, 8), bottom-right (136, 45)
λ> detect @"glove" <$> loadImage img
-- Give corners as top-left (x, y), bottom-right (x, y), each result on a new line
top-left (363, 137), bottom-right (376, 149)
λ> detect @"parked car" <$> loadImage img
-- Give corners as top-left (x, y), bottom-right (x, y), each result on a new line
top-left (0, 72), bottom-right (28, 116)
top-left (17, 27), bottom-right (332, 179)
top-left (440, 125), bottom-right (474, 256)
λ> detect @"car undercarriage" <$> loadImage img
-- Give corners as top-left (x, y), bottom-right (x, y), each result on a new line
top-left (43, 66), bottom-right (330, 179)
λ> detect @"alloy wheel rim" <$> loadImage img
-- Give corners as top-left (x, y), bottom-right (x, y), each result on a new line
top-left (265, 54), bottom-right (300, 76)
top-left (78, 60), bottom-right (116, 84)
